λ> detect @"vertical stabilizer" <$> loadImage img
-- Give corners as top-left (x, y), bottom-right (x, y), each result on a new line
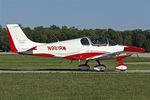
top-left (7, 24), bottom-right (40, 52)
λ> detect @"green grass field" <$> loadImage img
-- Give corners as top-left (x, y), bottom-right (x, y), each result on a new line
top-left (0, 54), bottom-right (150, 70)
top-left (0, 73), bottom-right (150, 100)
top-left (0, 54), bottom-right (150, 100)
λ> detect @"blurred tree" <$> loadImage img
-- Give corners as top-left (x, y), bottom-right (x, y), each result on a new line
top-left (122, 31), bottom-right (132, 45)
top-left (132, 29), bottom-right (146, 47)
top-left (23, 27), bottom-right (33, 41)
top-left (107, 29), bottom-right (123, 44)
top-left (0, 25), bottom-right (2, 32)
top-left (143, 39), bottom-right (150, 52)
top-left (0, 25), bottom-right (150, 52)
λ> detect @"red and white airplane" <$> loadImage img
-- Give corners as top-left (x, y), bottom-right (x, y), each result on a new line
top-left (6, 24), bottom-right (145, 71)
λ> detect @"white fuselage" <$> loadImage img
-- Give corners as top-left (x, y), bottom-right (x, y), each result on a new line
top-left (29, 38), bottom-right (125, 60)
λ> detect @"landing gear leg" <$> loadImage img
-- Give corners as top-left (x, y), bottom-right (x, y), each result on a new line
top-left (116, 59), bottom-right (127, 71)
top-left (94, 60), bottom-right (106, 71)
top-left (78, 60), bottom-right (90, 71)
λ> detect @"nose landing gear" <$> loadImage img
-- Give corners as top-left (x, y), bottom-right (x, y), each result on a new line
top-left (116, 59), bottom-right (127, 71)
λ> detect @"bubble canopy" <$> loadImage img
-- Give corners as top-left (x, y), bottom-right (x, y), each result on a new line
top-left (80, 36), bottom-right (117, 46)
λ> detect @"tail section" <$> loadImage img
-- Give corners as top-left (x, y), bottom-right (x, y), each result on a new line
top-left (7, 24), bottom-right (41, 53)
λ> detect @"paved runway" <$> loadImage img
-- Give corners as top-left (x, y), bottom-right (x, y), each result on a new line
top-left (0, 69), bottom-right (149, 73)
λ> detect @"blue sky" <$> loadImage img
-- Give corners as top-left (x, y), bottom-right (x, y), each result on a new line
top-left (0, 0), bottom-right (150, 30)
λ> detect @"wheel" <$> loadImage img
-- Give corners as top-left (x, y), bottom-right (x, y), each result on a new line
top-left (94, 65), bottom-right (106, 72)
top-left (120, 69), bottom-right (126, 72)
top-left (116, 65), bottom-right (127, 71)
top-left (78, 64), bottom-right (90, 71)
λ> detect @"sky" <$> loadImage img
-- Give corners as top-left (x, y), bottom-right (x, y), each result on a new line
top-left (0, 0), bottom-right (150, 30)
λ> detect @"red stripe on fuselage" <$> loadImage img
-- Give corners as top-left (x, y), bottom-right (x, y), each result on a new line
top-left (6, 27), bottom-right (18, 53)
top-left (64, 52), bottom-right (104, 60)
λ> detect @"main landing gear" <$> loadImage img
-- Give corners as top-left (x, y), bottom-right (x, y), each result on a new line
top-left (78, 60), bottom-right (90, 71)
top-left (93, 60), bottom-right (106, 71)
top-left (78, 60), bottom-right (106, 71)
top-left (78, 59), bottom-right (127, 72)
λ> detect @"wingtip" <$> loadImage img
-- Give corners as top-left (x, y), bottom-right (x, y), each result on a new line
top-left (124, 46), bottom-right (145, 52)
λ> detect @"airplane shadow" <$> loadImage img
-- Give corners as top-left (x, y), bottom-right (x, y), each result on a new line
top-left (0, 68), bottom-right (115, 72)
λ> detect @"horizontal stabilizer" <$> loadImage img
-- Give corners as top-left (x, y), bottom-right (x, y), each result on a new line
top-left (26, 46), bottom-right (37, 52)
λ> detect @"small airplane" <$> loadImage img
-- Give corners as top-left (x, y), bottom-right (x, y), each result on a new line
top-left (6, 24), bottom-right (145, 71)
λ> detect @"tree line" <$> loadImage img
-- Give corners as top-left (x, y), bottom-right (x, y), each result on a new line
top-left (0, 25), bottom-right (150, 52)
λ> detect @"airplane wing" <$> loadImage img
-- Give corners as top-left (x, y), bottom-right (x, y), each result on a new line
top-left (86, 46), bottom-right (145, 60)
top-left (86, 51), bottom-right (122, 60)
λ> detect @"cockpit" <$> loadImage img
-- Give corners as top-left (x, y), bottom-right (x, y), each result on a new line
top-left (80, 36), bottom-right (117, 46)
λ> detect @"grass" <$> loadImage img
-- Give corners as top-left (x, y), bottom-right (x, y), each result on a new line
top-left (123, 57), bottom-right (150, 62)
top-left (0, 54), bottom-right (150, 70)
top-left (0, 54), bottom-right (150, 100)
top-left (0, 73), bottom-right (150, 100)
